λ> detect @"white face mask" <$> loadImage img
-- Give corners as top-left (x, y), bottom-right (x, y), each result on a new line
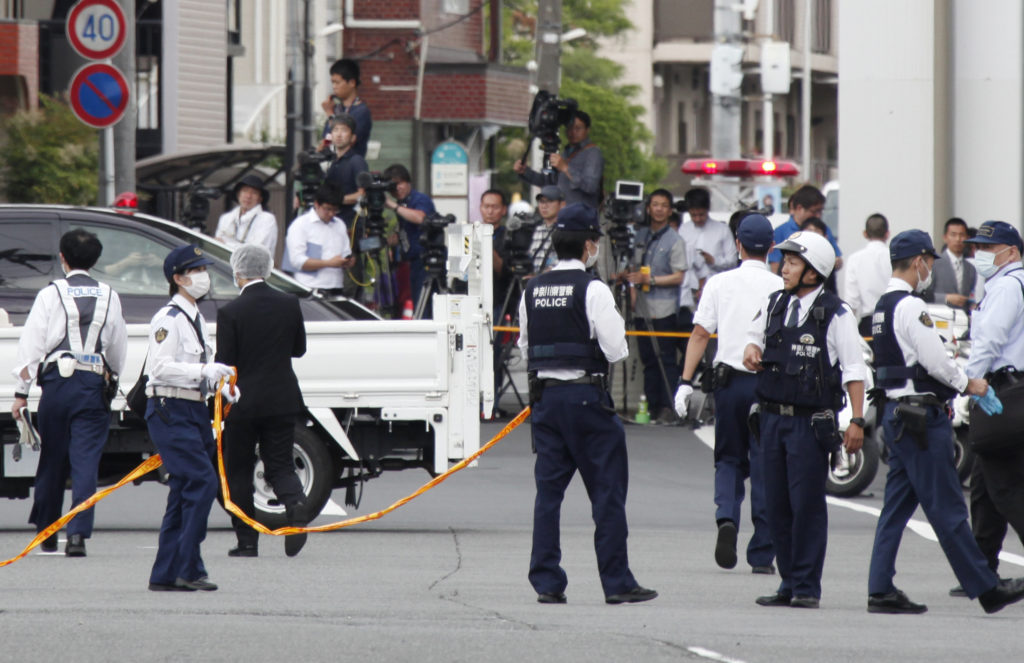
top-left (585, 242), bottom-right (600, 268)
top-left (970, 246), bottom-right (1012, 279)
top-left (914, 259), bottom-right (933, 293)
top-left (183, 271), bottom-right (211, 299)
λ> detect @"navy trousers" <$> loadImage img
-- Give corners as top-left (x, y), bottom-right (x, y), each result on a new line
top-left (635, 314), bottom-right (680, 413)
top-left (30, 370), bottom-right (109, 538)
top-left (529, 383), bottom-right (638, 598)
top-left (760, 411), bottom-right (830, 599)
top-left (868, 401), bottom-right (998, 598)
top-left (713, 372), bottom-right (773, 567)
top-left (146, 397), bottom-right (218, 585)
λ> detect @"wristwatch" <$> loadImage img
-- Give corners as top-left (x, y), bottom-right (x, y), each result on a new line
top-left (849, 417), bottom-right (867, 429)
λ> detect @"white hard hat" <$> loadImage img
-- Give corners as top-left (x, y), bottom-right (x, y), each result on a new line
top-left (775, 231), bottom-right (835, 279)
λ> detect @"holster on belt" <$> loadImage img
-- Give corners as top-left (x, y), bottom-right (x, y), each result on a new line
top-left (713, 363), bottom-right (734, 390)
top-left (527, 371), bottom-right (544, 406)
top-left (894, 402), bottom-right (929, 450)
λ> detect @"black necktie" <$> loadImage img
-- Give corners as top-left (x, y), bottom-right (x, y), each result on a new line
top-left (785, 299), bottom-right (800, 328)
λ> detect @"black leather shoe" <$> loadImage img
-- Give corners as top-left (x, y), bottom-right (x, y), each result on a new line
top-left (228, 544), bottom-right (258, 557)
top-left (868, 588), bottom-right (927, 614)
top-left (537, 592), bottom-right (567, 604)
top-left (790, 596), bottom-right (820, 609)
top-left (605, 586), bottom-right (658, 604)
top-left (65, 533), bottom-right (86, 557)
top-left (751, 564), bottom-right (776, 575)
top-left (40, 533), bottom-right (58, 553)
top-left (755, 592), bottom-right (792, 607)
top-left (715, 521), bottom-right (738, 569)
top-left (175, 577), bottom-right (218, 591)
top-left (979, 577), bottom-right (1024, 614)
top-left (949, 584), bottom-right (967, 597)
top-left (284, 501), bottom-right (309, 558)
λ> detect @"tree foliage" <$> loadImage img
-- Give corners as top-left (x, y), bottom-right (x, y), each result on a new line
top-left (496, 0), bottom-right (666, 198)
top-left (0, 95), bottom-right (98, 204)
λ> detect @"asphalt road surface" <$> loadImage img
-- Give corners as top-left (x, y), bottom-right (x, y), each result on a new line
top-left (0, 418), bottom-right (1021, 662)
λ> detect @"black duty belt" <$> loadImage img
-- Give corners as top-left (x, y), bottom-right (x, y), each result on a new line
top-left (759, 401), bottom-right (824, 417)
top-left (539, 375), bottom-right (605, 388)
top-left (986, 369), bottom-right (1023, 389)
top-left (895, 394), bottom-right (946, 408)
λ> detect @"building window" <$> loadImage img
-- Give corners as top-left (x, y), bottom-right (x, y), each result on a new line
top-left (443, 0), bottom-right (469, 14)
top-left (774, 0), bottom-right (794, 43)
top-left (813, 0), bottom-right (831, 53)
top-left (0, 0), bottom-right (24, 19)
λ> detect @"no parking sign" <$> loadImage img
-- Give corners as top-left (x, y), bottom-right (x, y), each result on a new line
top-left (68, 63), bottom-right (130, 128)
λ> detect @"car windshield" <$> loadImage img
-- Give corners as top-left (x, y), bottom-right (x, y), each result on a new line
top-left (134, 214), bottom-right (309, 296)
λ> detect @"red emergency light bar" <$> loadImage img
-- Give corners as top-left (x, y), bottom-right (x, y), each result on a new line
top-left (681, 158), bottom-right (799, 177)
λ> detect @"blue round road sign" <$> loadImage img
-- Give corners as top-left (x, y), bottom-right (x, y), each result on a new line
top-left (68, 62), bottom-right (129, 129)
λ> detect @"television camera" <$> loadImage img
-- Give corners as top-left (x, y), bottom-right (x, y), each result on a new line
top-left (295, 147), bottom-right (330, 209)
top-left (355, 171), bottom-right (396, 251)
top-left (181, 185), bottom-right (221, 231)
top-left (504, 210), bottom-right (543, 276)
top-left (421, 212), bottom-right (457, 275)
top-left (520, 90), bottom-right (578, 175)
top-left (603, 180), bottom-right (646, 263)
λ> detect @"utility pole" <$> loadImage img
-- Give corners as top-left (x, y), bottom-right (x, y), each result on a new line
top-left (285, 1), bottom-right (304, 220)
top-left (801, 0), bottom-right (812, 182)
top-left (534, 0), bottom-right (561, 94)
top-left (112, 0), bottom-right (135, 197)
top-left (762, 0), bottom-right (774, 159)
top-left (710, 0), bottom-right (743, 201)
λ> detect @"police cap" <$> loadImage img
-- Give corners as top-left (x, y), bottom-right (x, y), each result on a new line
top-left (164, 244), bottom-right (216, 282)
top-left (889, 229), bottom-right (940, 262)
top-left (536, 185), bottom-right (564, 202)
top-left (966, 221), bottom-right (1023, 252)
top-left (737, 214), bottom-right (774, 251)
top-left (554, 203), bottom-right (602, 236)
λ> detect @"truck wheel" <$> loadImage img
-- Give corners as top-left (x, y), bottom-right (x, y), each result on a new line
top-left (252, 425), bottom-right (335, 529)
top-left (826, 429), bottom-right (881, 498)
top-left (953, 424), bottom-right (975, 485)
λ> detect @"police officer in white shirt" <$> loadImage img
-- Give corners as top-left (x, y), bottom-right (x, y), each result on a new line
top-left (742, 231), bottom-right (866, 609)
top-left (518, 203), bottom-right (657, 606)
top-left (675, 215), bottom-right (782, 574)
top-left (145, 245), bottom-right (236, 592)
top-left (679, 188), bottom-right (738, 274)
top-left (284, 185), bottom-right (355, 293)
top-left (843, 213), bottom-right (892, 335)
top-left (12, 229), bottom-right (127, 556)
top-left (214, 175), bottom-right (279, 257)
top-left (866, 229), bottom-right (1024, 615)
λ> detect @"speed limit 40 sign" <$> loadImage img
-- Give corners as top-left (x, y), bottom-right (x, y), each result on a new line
top-left (66, 0), bottom-right (127, 60)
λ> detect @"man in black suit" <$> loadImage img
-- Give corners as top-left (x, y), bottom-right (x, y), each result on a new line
top-left (216, 244), bottom-right (310, 557)
top-left (924, 218), bottom-right (977, 310)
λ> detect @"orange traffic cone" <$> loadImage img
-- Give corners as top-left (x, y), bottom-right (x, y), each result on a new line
top-left (401, 299), bottom-right (414, 320)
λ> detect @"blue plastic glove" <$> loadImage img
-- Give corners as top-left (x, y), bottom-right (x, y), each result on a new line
top-left (971, 386), bottom-right (1004, 416)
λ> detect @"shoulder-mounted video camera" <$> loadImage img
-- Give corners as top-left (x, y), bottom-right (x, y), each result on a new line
top-left (528, 90), bottom-right (578, 155)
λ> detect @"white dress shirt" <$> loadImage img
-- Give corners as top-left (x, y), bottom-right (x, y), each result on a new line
top-left (746, 284), bottom-right (868, 386)
top-left (879, 278), bottom-right (968, 397)
top-left (517, 259), bottom-right (628, 380)
top-left (214, 204), bottom-right (278, 256)
top-left (966, 263), bottom-right (1024, 378)
top-left (13, 270), bottom-right (127, 394)
top-left (694, 259), bottom-right (783, 372)
top-left (284, 207), bottom-right (352, 289)
top-left (145, 294), bottom-right (213, 391)
top-left (947, 248), bottom-right (964, 287)
top-left (843, 239), bottom-right (892, 320)
top-left (679, 217), bottom-right (739, 273)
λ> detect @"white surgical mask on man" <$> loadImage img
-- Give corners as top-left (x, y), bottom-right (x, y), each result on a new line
top-left (969, 246), bottom-right (1012, 279)
top-left (914, 258), bottom-right (933, 293)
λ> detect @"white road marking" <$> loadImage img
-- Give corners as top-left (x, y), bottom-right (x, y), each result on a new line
top-left (691, 426), bottom-right (1024, 568)
top-left (687, 646), bottom-right (749, 663)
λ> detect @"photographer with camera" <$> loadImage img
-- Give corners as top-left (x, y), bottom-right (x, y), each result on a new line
top-left (382, 164), bottom-right (437, 307)
top-left (320, 59), bottom-right (372, 159)
top-left (514, 110), bottom-right (604, 210)
top-left (284, 184), bottom-right (355, 294)
top-left (621, 189), bottom-right (688, 425)
top-left (323, 113), bottom-right (368, 226)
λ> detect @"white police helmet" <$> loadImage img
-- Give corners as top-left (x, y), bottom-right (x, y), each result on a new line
top-left (775, 231), bottom-right (835, 279)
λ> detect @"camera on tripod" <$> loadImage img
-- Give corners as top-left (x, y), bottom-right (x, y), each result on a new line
top-left (504, 210), bottom-right (543, 275)
top-left (527, 90), bottom-right (578, 158)
top-left (355, 171), bottom-right (397, 252)
top-left (182, 185), bottom-right (221, 231)
top-left (421, 212), bottom-right (457, 275)
top-left (603, 180), bottom-right (645, 262)
top-left (295, 148), bottom-right (329, 208)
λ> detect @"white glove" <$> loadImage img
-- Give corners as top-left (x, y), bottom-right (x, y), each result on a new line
top-left (674, 384), bottom-right (694, 418)
top-left (201, 362), bottom-right (235, 383)
top-left (220, 383), bottom-right (241, 404)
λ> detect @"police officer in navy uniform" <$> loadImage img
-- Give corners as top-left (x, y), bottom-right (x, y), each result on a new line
top-left (675, 214), bottom-right (781, 573)
top-left (12, 229), bottom-right (127, 556)
top-left (742, 231), bottom-right (867, 609)
top-left (517, 203), bottom-right (657, 605)
top-left (146, 245), bottom-right (236, 592)
top-left (952, 221), bottom-right (1024, 596)
top-left (864, 229), bottom-right (1024, 614)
